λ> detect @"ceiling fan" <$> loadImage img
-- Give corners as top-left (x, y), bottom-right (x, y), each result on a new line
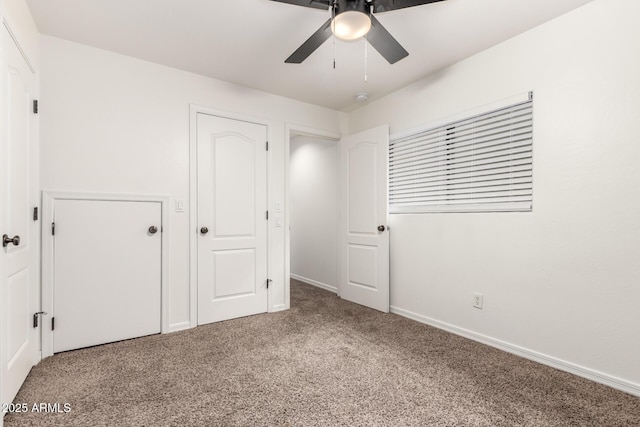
top-left (270, 0), bottom-right (446, 64)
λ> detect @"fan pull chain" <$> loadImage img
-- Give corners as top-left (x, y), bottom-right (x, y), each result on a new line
top-left (364, 35), bottom-right (368, 82)
top-left (332, 3), bottom-right (336, 69)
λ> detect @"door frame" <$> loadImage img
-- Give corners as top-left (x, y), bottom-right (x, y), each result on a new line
top-left (189, 105), bottom-right (272, 328)
top-left (41, 191), bottom-right (170, 358)
top-left (285, 124), bottom-right (341, 308)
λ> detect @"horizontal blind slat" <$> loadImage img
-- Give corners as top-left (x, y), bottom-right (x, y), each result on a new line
top-left (390, 151), bottom-right (532, 180)
top-left (390, 189), bottom-right (533, 203)
top-left (390, 201), bottom-right (531, 214)
top-left (390, 143), bottom-right (532, 173)
top-left (389, 131), bottom-right (532, 166)
top-left (390, 170), bottom-right (532, 189)
top-left (390, 164), bottom-right (532, 186)
top-left (389, 177), bottom-right (533, 196)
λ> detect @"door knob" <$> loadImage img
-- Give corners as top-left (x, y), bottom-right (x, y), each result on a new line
top-left (2, 234), bottom-right (20, 247)
top-left (377, 225), bottom-right (386, 232)
top-left (200, 227), bottom-right (209, 235)
top-left (148, 226), bottom-right (158, 234)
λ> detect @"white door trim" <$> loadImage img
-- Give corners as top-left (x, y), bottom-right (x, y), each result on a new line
top-left (284, 124), bottom-right (341, 308)
top-left (41, 191), bottom-right (170, 358)
top-left (189, 105), bottom-right (272, 328)
top-left (2, 19), bottom-right (35, 73)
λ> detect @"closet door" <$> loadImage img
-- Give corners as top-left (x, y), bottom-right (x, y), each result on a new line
top-left (53, 199), bottom-right (162, 353)
top-left (196, 113), bottom-right (268, 325)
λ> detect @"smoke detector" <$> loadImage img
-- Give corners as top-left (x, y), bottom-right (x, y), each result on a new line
top-left (355, 92), bottom-right (369, 102)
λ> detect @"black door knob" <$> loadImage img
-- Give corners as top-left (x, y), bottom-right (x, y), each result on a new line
top-left (148, 226), bottom-right (158, 234)
top-left (2, 234), bottom-right (20, 247)
top-left (200, 227), bottom-right (209, 235)
top-left (377, 225), bottom-right (386, 232)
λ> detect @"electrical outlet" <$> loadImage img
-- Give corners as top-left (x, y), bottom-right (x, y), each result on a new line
top-left (473, 293), bottom-right (483, 309)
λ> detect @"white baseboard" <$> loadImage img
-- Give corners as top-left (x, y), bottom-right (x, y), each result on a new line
top-left (291, 274), bottom-right (337, 293)
top-left (271, 304), bottom-right (287, 312)
top-left (167, 321), bottom-right (191, 333)
top-left (390, 305), bottom-right (640, 397)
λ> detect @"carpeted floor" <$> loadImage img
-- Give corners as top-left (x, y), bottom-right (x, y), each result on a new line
top-left (5, 280), bottom-right (639, 426)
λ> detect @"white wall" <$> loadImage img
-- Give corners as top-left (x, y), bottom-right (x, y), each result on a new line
top-left (350, 0), bottom-right (640, 394)
top-left (290, 135), bottom-right (338, 292)
top-left (39, 35), bottom-right (348, 330)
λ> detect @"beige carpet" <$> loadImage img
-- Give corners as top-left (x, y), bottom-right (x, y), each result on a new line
top-left (5, 280), bottom-right (639, 426)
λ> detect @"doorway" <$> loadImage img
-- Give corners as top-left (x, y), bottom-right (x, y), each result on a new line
top-left (285, 125), bottom-right (390, 313)
top-left (289, 132), bottom-right (340, 294)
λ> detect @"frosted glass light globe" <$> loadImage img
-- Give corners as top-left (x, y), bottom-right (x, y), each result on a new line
top-left (332, 11), bottom-right (371, 41)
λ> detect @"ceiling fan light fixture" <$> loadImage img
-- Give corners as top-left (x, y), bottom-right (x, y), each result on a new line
top-left (332, 10), bottom-right (371, 41)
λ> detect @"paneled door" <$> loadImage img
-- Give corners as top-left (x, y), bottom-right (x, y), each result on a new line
top-left (197, 114), bottom-right (268, 324)
top-left (52, 199), bottom-right (162, 353)
top-left (1, 26), bottom-right (39, 406)
top-left (339, 125), bottom-right (390, 312)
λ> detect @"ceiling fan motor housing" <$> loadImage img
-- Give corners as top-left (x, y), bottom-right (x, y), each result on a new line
top-left (334, 0), bottom-right (371, 16)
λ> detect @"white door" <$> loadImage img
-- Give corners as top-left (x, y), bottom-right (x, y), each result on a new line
top-left (339, 125), bottom-right (390, 312)
top-left (1, 27), bottom-right (39, 406)
top-left (52, 199), bottom-right (162, 353)
top-left (197, 114), bottom-right (268, 324)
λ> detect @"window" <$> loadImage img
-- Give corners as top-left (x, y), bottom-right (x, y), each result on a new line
top-left (389, 93), bottom-right (533, 213)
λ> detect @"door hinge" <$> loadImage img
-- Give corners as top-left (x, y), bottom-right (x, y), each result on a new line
top-left (266, 211), bottom-right (269, 220)
top-left (267, 279), bottom-right (272, 289)
top-left (33, 207), bottom-right (39, 221)
top-left (51, 222), bottom-right (56, 235)
top-left (266, 141), bottom-right (269, 151)
top-left (33, 311), bottom-right (47, 328)
top-left (33, 99), bottom-right (39, 114)
top-left (51, 317), bottom-right (55, 331)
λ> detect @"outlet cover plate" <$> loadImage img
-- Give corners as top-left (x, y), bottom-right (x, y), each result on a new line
top-left (473, 293), bottom-right (483, 309)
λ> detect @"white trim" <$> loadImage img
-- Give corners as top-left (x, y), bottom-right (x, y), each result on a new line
top-left (390, 305), bottom-right (640, 397)
top-left (290, 274), bottom-right (337, 294)
top-left (189, 105), bottom-right (272, 327)
top-left (1, 10), bottom-right (5, 422)
top-left (40, 191), bottom-right (171, 358)
top-left (271, 304), bottom-right (287, 312)
top-left (167, 321), bottom-right (191, 333)
top-left (285, 124), bottom-right (341, 308)
top-left (1, 19), bottom-right (34, 73)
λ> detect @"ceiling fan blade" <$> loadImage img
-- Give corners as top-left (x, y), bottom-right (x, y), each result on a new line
top-left (372, 0), bottom-right (446, 13)
top-left (367, 15), bottom-right (409, 64)
top-left (269, 0), bottom-right (330, 10)
top-left (285, 18), bottom-right (333, 63)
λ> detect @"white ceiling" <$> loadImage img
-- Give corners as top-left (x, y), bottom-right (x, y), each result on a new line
top-left (26, 0), bottom-right (594, 112)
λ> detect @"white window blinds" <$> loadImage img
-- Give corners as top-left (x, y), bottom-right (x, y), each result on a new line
top-left (389, 95), bottom-right (533, 213)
